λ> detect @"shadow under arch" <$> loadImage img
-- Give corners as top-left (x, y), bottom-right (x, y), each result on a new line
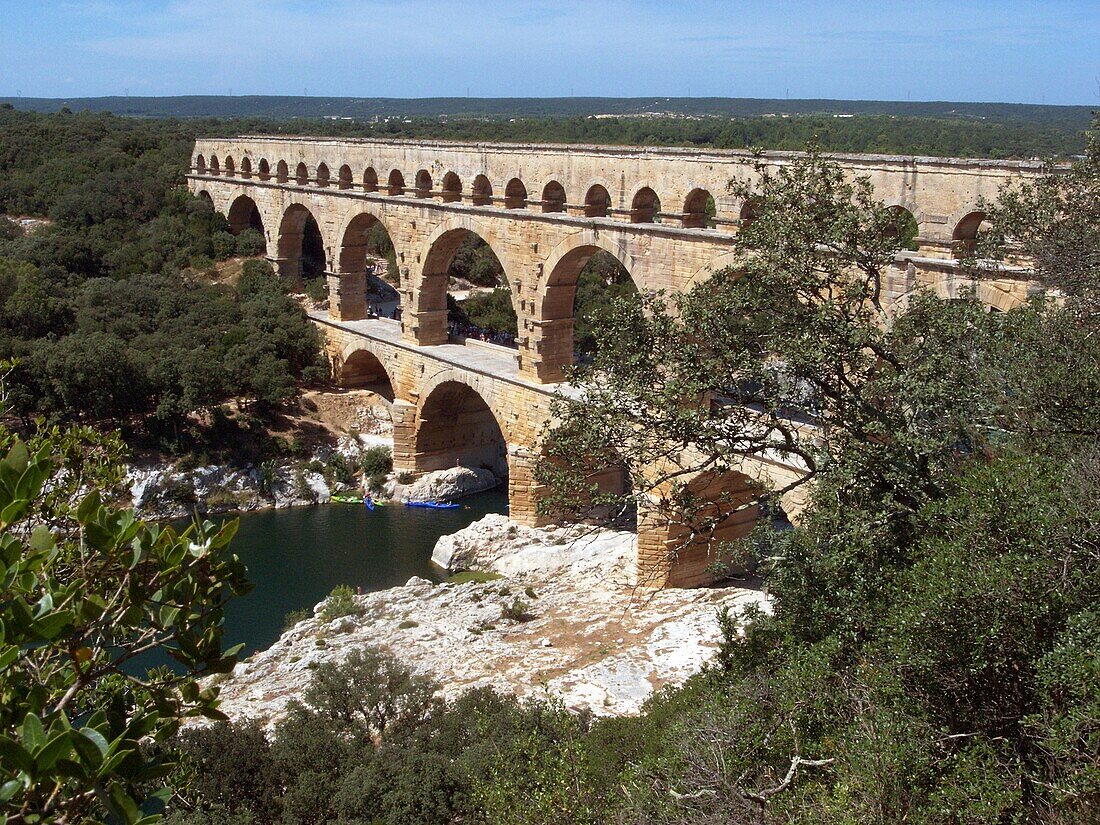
top-left (413, 377), bottom-right (508, 479)
top-left (336, 346), bottom-right (397, 402)
top-left (277, 202), bottom-right (326, 280)
top-left (227, 194), bottom-right (265, 236)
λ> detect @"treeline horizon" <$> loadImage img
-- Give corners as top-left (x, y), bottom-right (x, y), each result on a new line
top-left (1, 95), bottom-right (1094, 159)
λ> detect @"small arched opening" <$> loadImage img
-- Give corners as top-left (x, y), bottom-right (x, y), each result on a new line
top-left (195, 154), bottom-right (206, 174)
top-left (414, 169), bottom-right (433, 198)
top-left (227, 195), bottom-right (265, 237)
top-left (683, 188), bottom-right (716, 229)
top-left (952, 210), bottom-right (988, 255)
top-left (472, 175), bottom-right (493, 206)
top-left (338, 164), bottom-right (353, 190)
top-left (276, 160), bottom-right (289, 183)
top-left (258, 158), bottom-right (271, 180)
top-left (414, 381), bottom-right (507, 480)
top-left (363, 167), bottom-right (379, 192)
top-left (630, 187), bottom-right (661, 223)
top-left (295, 162), bottom-right (309, 186)
top-left (387, 169), bottom-right (405, 196)
top-left (739, 199), bottom-right (759, 227)
top-left (504, 178), bottom-right (527, 209)
top-left (339, 349), bottom-right (396, 402)
top-left (584, 184), bottom-right (611, 218)
top-left (883, 205), bottom-right (920, 252)
top-left (224, 156), bottom-right (236, 176)
top-left (277, 203), bottom-right (327, 282)
top-left (541, 180), bottom-right (566, 213)
top-left (441, 172), bottom-right (462, 203)
top-left (316, 162), bottom-right (331, 188)
top-left (209, 155), bottom-right (221, 175)
top-left (240, 157), bottom-right (252, 179)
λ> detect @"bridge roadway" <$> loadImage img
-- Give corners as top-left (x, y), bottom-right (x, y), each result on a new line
top-left (314, 310), bottom-right (806, 588)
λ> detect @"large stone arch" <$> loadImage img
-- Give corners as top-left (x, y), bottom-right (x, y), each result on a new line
top-left (226, 194), bottom-right (265, 236)
top-left (334, 339), bottom-right (399, 401)
top-left (330, 205), bottom-right (402, 321)
top-left (276, 201), bottom-right (327, 280)
top-left (411, 371), bottom-right (510, 478)
top-left (409, 215), bottom-right (518, 345)
top-left (530, 229), bottom-right (639, 382)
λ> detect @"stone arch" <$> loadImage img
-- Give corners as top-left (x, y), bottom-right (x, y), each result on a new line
top-left (295, 162), bottom-right (309, 186)
top-left (335, 342), bottom-right (397, 401)
top-left (223, 155), bottom-right (235, 176)
top-left (584, 183), bottom-right (612, 217)
top-left (882, 204), bottom-right (920, 251)
top-left (639, 468), bottom-right (764, 587)
top-left (683, 187), bottom-right (715, 229)
top-left (258, 158), bottom-right (271, 180)
top-left (363, 167), bottom-right (379, 192)
top-left (952, 210), bottom-right (987, 241)
top-left (472, 174), bottom-right (493, 206)
top-left (276, 160), bottom-right (289, 183)
top-left (541, 180), bottom-right (566, 213)
top-left (504, 177), bottom-right (527, 209)
top-left (239, 157), bottom-right (252, 179)
top-left (413, 217), bottom-right (518, 345)
top-left (195, 154), bottom-right (206, 174)
top-left (534, 230), bottom-right (639, 381)
top-left (338, 164), bottom-right (353, 190)
top-left (196, 190), bottom-right (214, 208)
top-left (332, 206), bottom-right (400, 321)
top-left (739, 198), bottom-right (760, 226)
top-left (441, 172), bottom-right (462, 203)
top-left (227, 194), bottom-right (265, 236)
top-left (387, 169), bottom-right (405, 196)
top-left (277, 202), bottom-right (326, 279)
top-left (414, 169), bottom-right (433, 198)
top-left (209, 154), bottom-right (220, 175)
top-left (630, 186), bottom-right (661, 223)
top-left (316, 162), bottom-right (331, 187)
top-left (413, 373), bottom-right (509, 478)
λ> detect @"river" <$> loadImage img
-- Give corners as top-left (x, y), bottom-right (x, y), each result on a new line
top-left (196, 490), bottom-right (508, 659)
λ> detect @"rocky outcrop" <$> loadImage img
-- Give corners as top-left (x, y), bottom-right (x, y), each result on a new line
top-left (397, 466), bottom-right (501, 504)
top-left (127, 434), bottom-right (390, 520)
top-left (207, 515), bottom-right (770, 727)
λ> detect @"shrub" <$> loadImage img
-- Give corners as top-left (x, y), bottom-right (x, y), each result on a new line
top-left (397, 470), bottom-right (415, 485)
top-left (501, 597), bottom-right (532, 623)
top-left (282, 607), bottom-right (312, 631)
top-left (319, 584), bottom-right (362, 622)
top-left (359, 445), bottom-right (393, 477)
top-left (235, 227), bottom-right (266, 256)
top-left (324, 452), bottom-right (355, 487)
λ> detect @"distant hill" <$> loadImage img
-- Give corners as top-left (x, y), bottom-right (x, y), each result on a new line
top-left (0, 95), bottom-right (1093, 127)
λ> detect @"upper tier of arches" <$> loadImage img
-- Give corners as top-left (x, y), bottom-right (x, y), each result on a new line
top-left (192, 153), bottom-right (988, 242)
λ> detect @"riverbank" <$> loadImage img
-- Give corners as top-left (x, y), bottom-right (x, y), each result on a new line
top-left (206, 514), bottom-right (768, 725)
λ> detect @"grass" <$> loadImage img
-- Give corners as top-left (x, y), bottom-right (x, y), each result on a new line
top-left (448, 570), bottom-right (504, 585)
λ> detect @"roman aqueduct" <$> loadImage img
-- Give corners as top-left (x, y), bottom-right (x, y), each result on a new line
top-left (189, 136), bottom-right (1041, 586)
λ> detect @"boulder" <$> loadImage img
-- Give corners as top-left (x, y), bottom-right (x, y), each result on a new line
top-left (401, 466), bottom-right (500, 505)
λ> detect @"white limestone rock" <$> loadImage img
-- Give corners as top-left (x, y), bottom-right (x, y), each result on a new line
top-left (401, 466), bottom-right (500, 505)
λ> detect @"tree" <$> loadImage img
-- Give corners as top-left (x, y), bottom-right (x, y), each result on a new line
top-left (0, 406), bottom-right (251, 822)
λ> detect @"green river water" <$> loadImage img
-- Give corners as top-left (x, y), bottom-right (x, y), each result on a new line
top-left (203, 489), bottom-right (508, 658)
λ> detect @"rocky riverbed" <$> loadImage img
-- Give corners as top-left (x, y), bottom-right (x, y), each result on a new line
top-left (207, 514), bottom-right (769, 726)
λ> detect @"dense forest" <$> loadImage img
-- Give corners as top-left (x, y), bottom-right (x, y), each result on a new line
top-left (0, 107), bottom-right (326, 453)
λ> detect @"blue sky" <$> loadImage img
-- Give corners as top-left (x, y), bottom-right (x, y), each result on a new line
top-left (3, 0), bottom-right (1098, 104)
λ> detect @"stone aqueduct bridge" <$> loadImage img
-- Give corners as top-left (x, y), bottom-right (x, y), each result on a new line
top-left (188, 136), bottom-right (1040, 586)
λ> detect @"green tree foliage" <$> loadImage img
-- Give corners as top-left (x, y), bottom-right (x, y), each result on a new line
top-left (0, 415), bottom-right (251, 822)
top-left (0, 110), bottom-right (325, 435)
top-left (572, 251), bottom-right (638, 355)
top-left (530, 131), bottom-right (1100, 820)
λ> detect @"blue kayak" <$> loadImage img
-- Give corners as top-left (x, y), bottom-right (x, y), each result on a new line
top-left (404, 500), bottom-right (461, 509)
